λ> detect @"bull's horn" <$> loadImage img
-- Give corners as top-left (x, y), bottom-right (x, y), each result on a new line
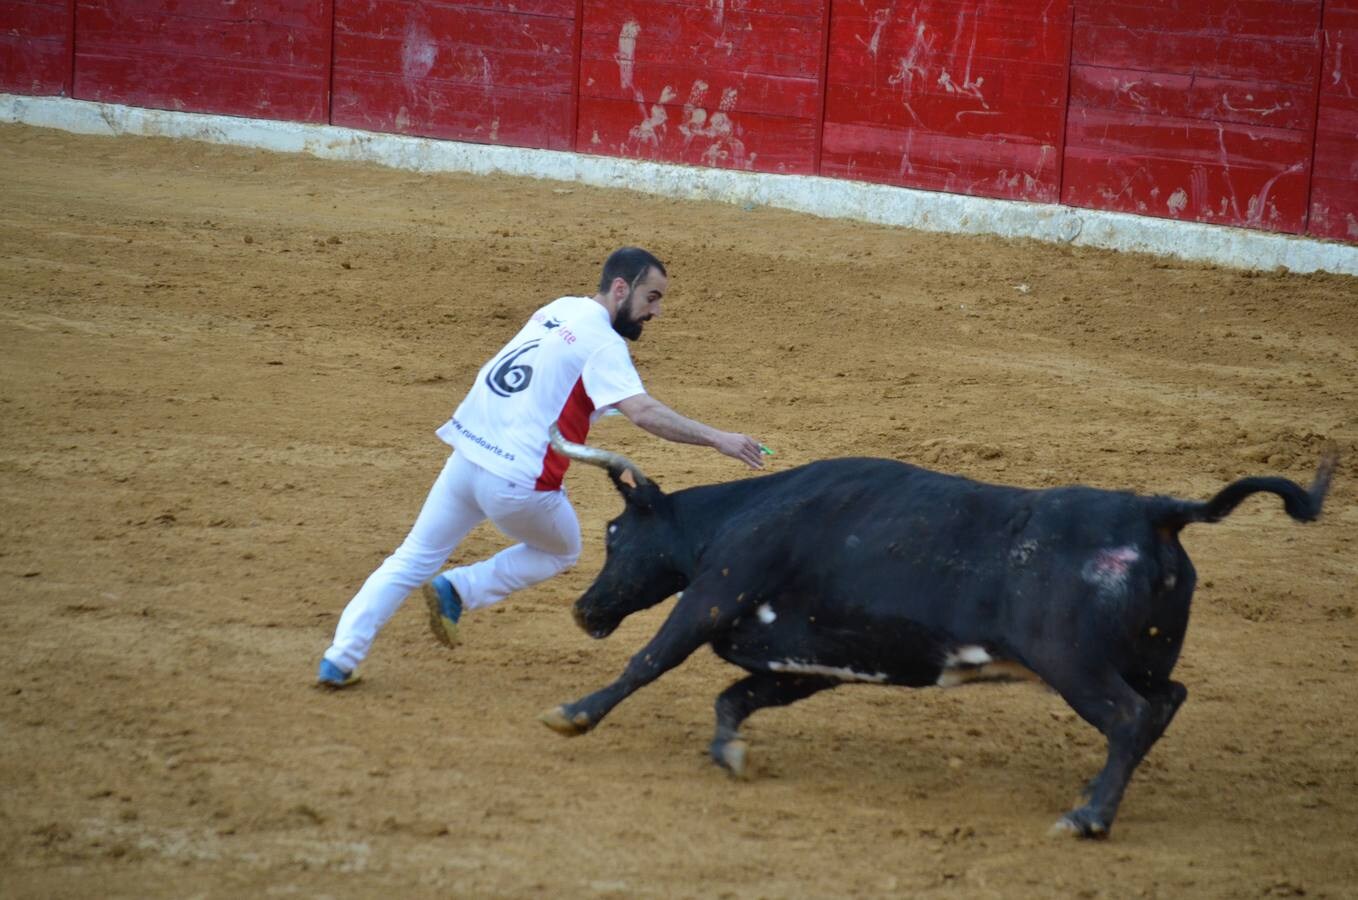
top-left (548, 423), bottom-right (651, 487)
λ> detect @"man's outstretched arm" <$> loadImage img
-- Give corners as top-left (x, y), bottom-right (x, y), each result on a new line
top-left (615, 394), bottom-right (764, 470)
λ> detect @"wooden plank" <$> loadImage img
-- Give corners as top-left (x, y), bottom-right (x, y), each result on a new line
top-left (1072, 25), bottom-right (1318, 84)
top-left (829, 4), bottom-right (1072, 84)
top-left (1062, 112), bottom-right (1312, 232)
top-left (340, 1), bottom-right (574, 49)
top-left (1075, 0), bottom-right (1322, 39)
top-left (821, 119), bottom-right (1061, 202)
top-left (75, 51), bottom-right (329, 121)
top-left (73, 0), bottom-right (330, 121)
top-left (1067, 108), bottom-right (1311, 169)
top-left (331, 0), bottom-right (575, 150)
top-left (336, 32), bottom-right (573, 92)
top-left (78, 7), bottom-right (330, 64)
top-left (826, 81), bottom-right (1065, 141)
top-left (332, 73), bottom-right (573, 148)
top-left (2, 0), bottom-right (69, 36)
top-left (576, 1), bottom-right (826, 174)
top-left (570, 0), bottom-right (585, 150)
top-left (822, 0), bottom-right (1071, 201)
top-left (580, 59), bottom-right (821, 119)
top-left (582, 0), bottom-right (825, 27)
top-left (1064, 0), bottom-right (1323, 235)
top-left (1062, 150), bottom-right (1311, 233)
top-left (578, 95), bottom-right (817, 173)
top-left (86, 0), bottom-right (329, 28)
top-left (579, 6), bottom-right (823, 80)
top-left (0, 0), bottom-right (69, 94)
top-left (1308, 0), bottom-right (1358, 242)
top-left (1070, 65), bottom-right (1315, 132)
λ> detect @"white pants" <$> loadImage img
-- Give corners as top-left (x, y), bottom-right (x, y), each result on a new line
top-left (323, 452), bottom-right (581, 672)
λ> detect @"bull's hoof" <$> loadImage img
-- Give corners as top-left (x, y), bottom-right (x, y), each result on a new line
top-left (712, 739), bottom-right (749, 778)
top-left (538, 706), bottom-right (593, 736)
top-left (1048, 810), bottom-right (1109, 840)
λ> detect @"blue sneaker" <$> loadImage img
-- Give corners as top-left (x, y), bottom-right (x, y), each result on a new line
top-left (423, 575), bottom-right (463, 648)
top-left (317, 658), bottom-right (359, 689)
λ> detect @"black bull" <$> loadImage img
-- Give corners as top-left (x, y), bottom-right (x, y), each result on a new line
top-left (539, 427), bottom-right (1335, 838)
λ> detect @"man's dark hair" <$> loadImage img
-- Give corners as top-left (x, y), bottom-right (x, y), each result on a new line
top-left (598, 247), bottom-right (666, 294)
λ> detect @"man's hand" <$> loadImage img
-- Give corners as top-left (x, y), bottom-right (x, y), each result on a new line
top-left (712, 431), bottom-right (765, 470)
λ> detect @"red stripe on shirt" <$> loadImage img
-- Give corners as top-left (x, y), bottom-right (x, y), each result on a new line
top-left (535, 377), bottom-right (595, 491)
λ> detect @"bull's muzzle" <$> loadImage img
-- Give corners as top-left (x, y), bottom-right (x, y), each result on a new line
top-left (572, 602), bottom-right (619, 640)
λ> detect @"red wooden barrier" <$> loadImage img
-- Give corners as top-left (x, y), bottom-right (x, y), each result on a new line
top-left (821, 0), bottom-right (1073, 203)
top-left (1, 0), bottom-right (70, 95)
top-left (1062, 0), bottom-right (1322, 234)
top-left (2, 0), bottom-right (1354, 245)
top-left (72, 0), bottom-right (330, 122)
top-left (331, 0), bottom-right (577, 150)
top-left (1309, 0), bottom-right (1358, 243)
top-left (575, 0), bottom-right (827, 174)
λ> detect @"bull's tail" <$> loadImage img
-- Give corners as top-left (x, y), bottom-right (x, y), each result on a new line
top-left (1152, 449), bottom-right (1337, 531)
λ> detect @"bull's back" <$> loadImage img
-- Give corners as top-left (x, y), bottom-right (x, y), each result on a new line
top-left (715, 461), bottom-right (1167, 650)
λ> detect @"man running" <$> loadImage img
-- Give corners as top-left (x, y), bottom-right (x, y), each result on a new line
top-left (318, 246), bottom-right (764, 687)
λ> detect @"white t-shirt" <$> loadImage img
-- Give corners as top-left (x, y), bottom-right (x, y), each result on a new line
top-left (436, 296), bottom-right (646, 490)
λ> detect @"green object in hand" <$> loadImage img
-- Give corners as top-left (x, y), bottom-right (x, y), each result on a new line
top-left (759, 444), bottom-right (774, 456)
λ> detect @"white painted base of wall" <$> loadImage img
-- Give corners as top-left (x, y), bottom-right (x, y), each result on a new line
top-left (5, 94), bottom-right (1356, 277)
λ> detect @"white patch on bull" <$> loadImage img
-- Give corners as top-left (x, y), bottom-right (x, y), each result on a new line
top-left (946, 645), bottom-right (992, 667)
top-left (757, 603), bottom-right (776, 624)
top-left (1082, 546), bottom-right (1140, 597)
top-left (845, 534), bottom-right (861, 549)
top-left (768, 660), bottom-right (888, 683)
top-left (608, 524), bottom-right (618, 534)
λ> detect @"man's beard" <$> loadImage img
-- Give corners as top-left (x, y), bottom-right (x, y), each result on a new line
top-left (612, 293), bottom-right (647, 341)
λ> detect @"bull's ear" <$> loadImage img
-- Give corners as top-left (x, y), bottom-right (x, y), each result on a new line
top-left (608, 467), bottom-right (663, 510)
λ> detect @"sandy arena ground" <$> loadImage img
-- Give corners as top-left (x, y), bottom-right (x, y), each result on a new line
top-left (2, 123), bottom-right (1356, 898)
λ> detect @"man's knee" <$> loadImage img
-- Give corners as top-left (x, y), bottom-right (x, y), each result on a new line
top-left (556, 545), bottom-right (581, 571)
top-left (386, 539), bottom-right (448, 581)
top-left (562, 526), bottom-right (582, 568)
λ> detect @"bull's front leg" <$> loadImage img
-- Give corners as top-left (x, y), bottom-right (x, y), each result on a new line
top-left (540, 591), bottom-right (717, 736)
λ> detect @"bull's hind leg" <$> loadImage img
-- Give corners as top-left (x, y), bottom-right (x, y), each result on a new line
top-left (1081, 680), bottom-right (1187, 804)
top-left (710, 674), bottom-right (836, 777)
top-left (1044, 669), bottom-right (1177, 839)
top-left (1141, 680), bottom-right (1188, 746)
